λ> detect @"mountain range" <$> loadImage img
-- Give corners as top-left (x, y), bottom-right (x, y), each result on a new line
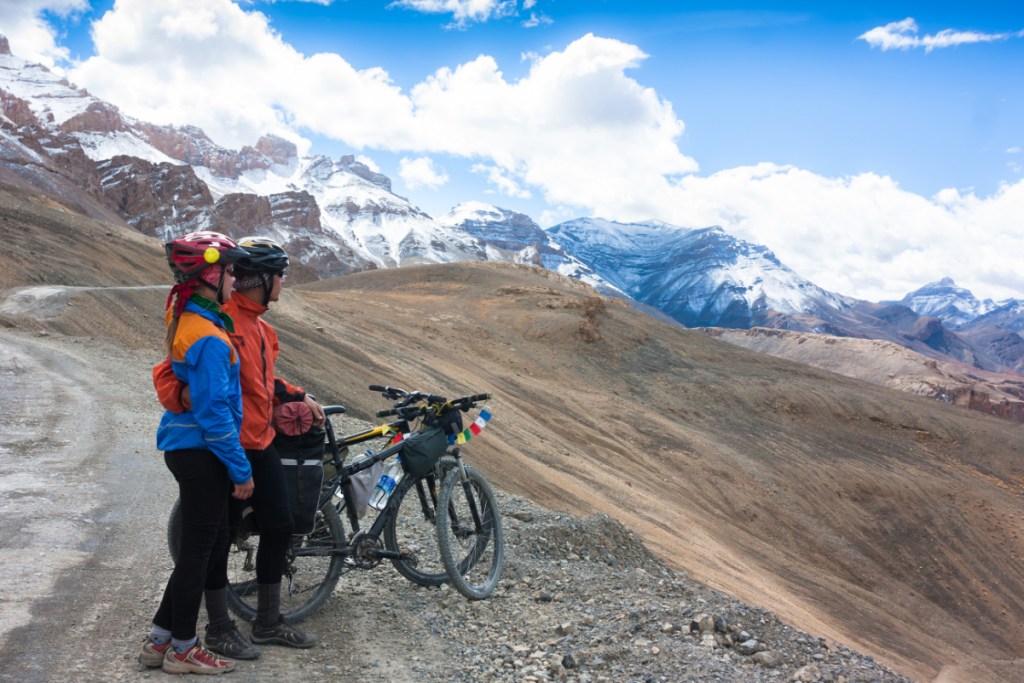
top-left (1, 34), bottom-right (1021, 383)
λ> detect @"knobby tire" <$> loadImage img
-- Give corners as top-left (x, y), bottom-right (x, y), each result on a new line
top-left (383, 456), bottom-right (457, 586)
top-left (436, 465), bottom-right (504, 600)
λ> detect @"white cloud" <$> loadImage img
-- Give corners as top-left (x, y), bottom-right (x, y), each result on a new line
top-left (406, 33), bottom-right (696, 215)
top-left (471, 163), bottom-right (530, 198)
top-left (0, 0), bottom-right (87, 68)
top-left (522, 12), bottom-right (552, 29)
top-left (659, 165), bottom-right (1024, 302)
top-left (69, 0), bottom-right (413, 150)
top-left (399, 156), bottom-right (449, 189)
top-left (859, 17), bottom-right (1024, 52)
top-left (389, 0), bottom-right (516, 27)
top-left (1008, 146), bottom-right (1022, 154)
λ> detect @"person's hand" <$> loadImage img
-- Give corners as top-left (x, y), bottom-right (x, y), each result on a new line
top-left (232, 477), bottom-right (254, 500)
top-left (180, 384), bottom-right (192, 411)
top-left (304, 394), bottom-right (326, 427)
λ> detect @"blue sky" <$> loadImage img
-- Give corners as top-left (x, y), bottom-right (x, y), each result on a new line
top-left (2, 1), bottom-right (1023, 301)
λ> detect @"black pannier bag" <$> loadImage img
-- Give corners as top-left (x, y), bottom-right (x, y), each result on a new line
top-left (274, 426), bottom-right (326, 535)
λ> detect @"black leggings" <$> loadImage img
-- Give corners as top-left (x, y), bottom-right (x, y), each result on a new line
top-left (232, 445), bottom-right (294, 585)
top-left (153, 449), bottom-right (231, 641)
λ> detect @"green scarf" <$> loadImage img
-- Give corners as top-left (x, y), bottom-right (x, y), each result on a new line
top-left (189, 294), bottom-right (235, 333)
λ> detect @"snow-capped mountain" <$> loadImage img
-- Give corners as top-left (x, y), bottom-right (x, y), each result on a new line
top-left (963, 300), bottom-right (1024, 335)
top-left (0, 37), bottom-right (480, 280)
top-left (546, 218), bottom-right (853, 329)
top-left (438, 201), bottom-right (608, 289)
top-left (896, 278), bottom-right (999, 329)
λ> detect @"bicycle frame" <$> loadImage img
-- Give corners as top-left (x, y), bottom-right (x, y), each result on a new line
top-left (295, 407), bottom-right (445, 565)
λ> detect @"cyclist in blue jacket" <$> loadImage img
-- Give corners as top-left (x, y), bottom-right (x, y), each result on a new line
top-left (139, 231), bottom-right (253, 676)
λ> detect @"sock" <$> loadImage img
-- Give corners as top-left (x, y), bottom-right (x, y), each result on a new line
top-left (150, 624), bottom-right (172, 644)
top-left (205, 587), bottom-right (233, 632)
top-left (171, 636), bottom-right (198, 654)
top-left (256, 583), bottom-right (281, 628)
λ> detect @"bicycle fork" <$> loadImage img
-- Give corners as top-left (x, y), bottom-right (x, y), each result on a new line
top-left (450, 459), bottom-right (486, 537)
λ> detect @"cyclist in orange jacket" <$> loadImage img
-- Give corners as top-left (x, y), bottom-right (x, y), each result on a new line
top-left (155, 236), bottom-right (324, 658)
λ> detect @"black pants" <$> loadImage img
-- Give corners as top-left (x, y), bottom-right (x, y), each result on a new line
top-left (153, 449), bottom-right (231, 641)
top-left (232, 444), bottom-right (294, 585)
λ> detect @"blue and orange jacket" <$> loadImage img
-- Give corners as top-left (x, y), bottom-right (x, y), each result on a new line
top-left (153, 294), bottom-right (306, 451)
top-left (156, 300), bottom-right (252, 484)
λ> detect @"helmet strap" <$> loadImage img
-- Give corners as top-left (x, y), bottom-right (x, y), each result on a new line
top-left (260, 273), bottom-right (274, 306)
top-left (216, 266), bottom-right (229, 305)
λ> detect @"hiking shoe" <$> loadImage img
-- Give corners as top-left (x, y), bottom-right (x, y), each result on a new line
top-left (206, 622), bottom-right (261, 660)
top-left (251, 618), bottom-right (317, 648)
top-left (162, 640), bottom-right (236, 675)
top-left (138, 636), bottom-right (170, 668)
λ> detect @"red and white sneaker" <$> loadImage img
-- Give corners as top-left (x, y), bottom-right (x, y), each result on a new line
top-left (162, 640), bottom-right (236, 675)
top-left (138, 636), bottom-right (170, 668)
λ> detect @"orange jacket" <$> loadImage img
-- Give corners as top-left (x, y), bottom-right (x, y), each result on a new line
top-left (154, 293), bottom-right (305, 450)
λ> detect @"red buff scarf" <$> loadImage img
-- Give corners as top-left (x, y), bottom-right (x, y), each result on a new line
top-left (166, 282), bottom-right (235, 333)
top-left (166, 280), bottom-right (200, 318)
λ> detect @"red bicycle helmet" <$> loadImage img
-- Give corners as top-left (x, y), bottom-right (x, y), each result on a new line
top-left (165, 231), bottom-right (248, 284)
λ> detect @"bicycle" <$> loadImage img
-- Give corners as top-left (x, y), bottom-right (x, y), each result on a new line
top-left (166, 385), bottom-right (504, 621)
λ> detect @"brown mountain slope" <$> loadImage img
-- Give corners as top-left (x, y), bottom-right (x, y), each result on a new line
top-left (1, 190), bottom-right (1022, 682)
top-left (702, 327), bottom-right (1024, 422)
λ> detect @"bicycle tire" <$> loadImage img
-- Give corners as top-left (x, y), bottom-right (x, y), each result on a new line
top-left (383, 456), bottom-right (457, 586)
top-left (226, 499), bottom-right (346, 623)
top-left (436, 464), bottom-right (504, 600)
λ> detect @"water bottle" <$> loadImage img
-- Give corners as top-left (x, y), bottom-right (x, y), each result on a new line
top-left (369, 454), bottom-right (404, 510)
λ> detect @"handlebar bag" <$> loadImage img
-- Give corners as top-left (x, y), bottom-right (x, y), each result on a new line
top-left (400, 426), bottom-right (448, 478)
top-left (424, 406), bottom-right (464, 435)
top-left (274, 426), bottom-right (326, 535)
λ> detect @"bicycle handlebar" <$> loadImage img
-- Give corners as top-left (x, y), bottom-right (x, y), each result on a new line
top-left (373, 391), bottom-right (491, 419)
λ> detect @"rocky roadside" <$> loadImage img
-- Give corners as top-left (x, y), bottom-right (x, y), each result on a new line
top-left (409, 490), bottom-right (915, 683)
top-left (233, 408), bottom-right (917, 683)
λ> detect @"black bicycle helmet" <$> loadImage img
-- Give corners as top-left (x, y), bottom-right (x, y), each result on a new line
top-left (235, 236), bottom-right (289, 275)
top-left (234, 236), bottom-right (289, 305)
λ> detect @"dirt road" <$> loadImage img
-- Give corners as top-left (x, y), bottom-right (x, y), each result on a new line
top-left (0, 329), bottom-right (172, 682)
top-left (0, 325), bottom-right (447, 682)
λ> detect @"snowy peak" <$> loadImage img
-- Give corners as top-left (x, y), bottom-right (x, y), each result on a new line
top-left (546, 218), bottom-right (849, 328)
top-left (0, 48), bottom-right (97, 128)
top-left (442, 202), bottom-right (546, 248)
top-left (898, 278), bottom-right (997, 329)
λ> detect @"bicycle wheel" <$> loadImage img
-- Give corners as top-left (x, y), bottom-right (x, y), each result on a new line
top-left (226, 499), bottom-right (347, 623)
top-left (436, 464), bottom-right (504, 600)
top-left (384, 456), bottom-right (456, 586)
